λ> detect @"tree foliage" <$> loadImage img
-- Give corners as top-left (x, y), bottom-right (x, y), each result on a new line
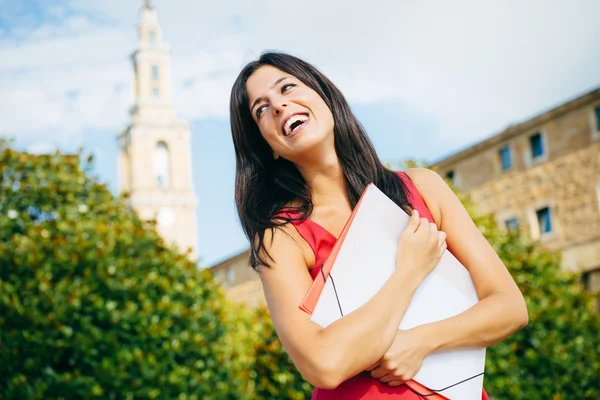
top-left (0, 147), bottom-right (244, 399)
top-left (247, 306), bottom-right (313, 399)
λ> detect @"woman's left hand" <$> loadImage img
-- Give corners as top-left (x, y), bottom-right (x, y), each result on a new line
top-left (367, 327), bottom-right (435, 386)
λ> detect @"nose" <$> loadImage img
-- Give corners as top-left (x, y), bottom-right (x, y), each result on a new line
top-left (272, 100), bottom-right (287, 115)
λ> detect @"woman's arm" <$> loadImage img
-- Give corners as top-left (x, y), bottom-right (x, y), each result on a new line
top-left (259, 210), bottom-right (444, 389)
top-left (369, 168), bottom-right (528, 386)
top-left (407, 167), bottom-right (528, 350)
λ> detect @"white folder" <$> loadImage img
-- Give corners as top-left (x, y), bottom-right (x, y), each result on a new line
top-left (309, 184), bottom-right (486, 400)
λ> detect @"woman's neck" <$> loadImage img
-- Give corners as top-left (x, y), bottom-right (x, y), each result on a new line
top-left (297, 156), bottom-right (349, 209)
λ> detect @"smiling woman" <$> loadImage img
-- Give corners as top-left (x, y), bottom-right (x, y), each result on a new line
top-left (229, 52), bottom-right (528, 399)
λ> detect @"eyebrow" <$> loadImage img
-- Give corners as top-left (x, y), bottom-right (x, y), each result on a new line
top-left (250, 76), bottom-right (290, 114)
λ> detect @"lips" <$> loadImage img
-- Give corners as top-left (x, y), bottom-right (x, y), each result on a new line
top-left (281, 113), bottom-right (309, 137)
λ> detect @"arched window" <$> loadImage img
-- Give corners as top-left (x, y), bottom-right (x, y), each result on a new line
top-left (154, 141), bottom-right (170, 188)
top-left (148, 29), bottom-right (156, 45)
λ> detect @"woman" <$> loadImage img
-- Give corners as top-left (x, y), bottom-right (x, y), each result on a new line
top-left (229, 52), bottom-right (528, 399)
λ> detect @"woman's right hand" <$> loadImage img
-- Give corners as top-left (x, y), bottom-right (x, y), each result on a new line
top-left (395, 209), bottom-right (447, 282)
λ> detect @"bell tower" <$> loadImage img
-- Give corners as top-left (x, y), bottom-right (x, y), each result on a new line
top-left (118, 1), bottom-right (199, 260)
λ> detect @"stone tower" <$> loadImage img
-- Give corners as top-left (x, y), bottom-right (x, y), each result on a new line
top-left (118, 1), bottom-right (198, 260)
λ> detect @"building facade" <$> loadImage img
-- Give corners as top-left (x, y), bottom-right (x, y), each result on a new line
top-left (211, 249), bottom-right (264, 308)
top-left (117, 2), bottom-right (199, 260)
top-left (211, 87), bottom-right (600, 307)
top-left (432, 88), bottom-right (600, 291)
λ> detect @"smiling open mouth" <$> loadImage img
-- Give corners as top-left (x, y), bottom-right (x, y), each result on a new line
top-left (283, 114), bottom-right (309, 136)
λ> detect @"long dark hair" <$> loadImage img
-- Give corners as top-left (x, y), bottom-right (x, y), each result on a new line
top-left (230, 52), bottom-right (412, 270)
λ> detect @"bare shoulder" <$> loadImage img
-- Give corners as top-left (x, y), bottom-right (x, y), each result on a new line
top-left (403, 167), bottom-right (445, 188)
top-left (402, 168), bottom-right (447, 227)
top-left (255, 219), bottom-right (316, 272)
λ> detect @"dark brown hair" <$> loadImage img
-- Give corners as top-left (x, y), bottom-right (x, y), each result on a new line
top-left (230, 52), bottom-right (412, 269)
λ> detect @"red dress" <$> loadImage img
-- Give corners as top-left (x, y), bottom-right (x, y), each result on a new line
top-left (284, 172), bottom-right (490, 400)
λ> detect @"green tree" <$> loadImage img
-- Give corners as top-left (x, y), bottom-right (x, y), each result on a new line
top-left (0, 147), bottom-right (246, 399)
top-left (248, 306), bottom-right (313, 400)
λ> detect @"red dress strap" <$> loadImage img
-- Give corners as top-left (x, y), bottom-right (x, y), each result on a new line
top-left (397, 171), bottom-right (435, 223)
top-left (275, 210), bottom-right (334, 280)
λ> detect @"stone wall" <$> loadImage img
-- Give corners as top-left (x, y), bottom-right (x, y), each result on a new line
top-left (469, 141), bottom-right (600, 272)
top-left (432, 93), bottom-right (600, 274)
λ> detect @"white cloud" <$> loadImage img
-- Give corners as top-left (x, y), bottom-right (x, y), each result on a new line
top-left (1, 0), bottom-right (599, 150)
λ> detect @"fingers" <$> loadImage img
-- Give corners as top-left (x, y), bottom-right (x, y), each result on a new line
top-left (428, 221), bottom-right (438, 242)
top-left (410, 217), bottom-right (430, 237)
top-left (438, 230), bottom-right (447, 255)
top-left (378, 374), bottom-right (398, 384)
top-left (370, 364), bottom-right (393, 380)
top-left (406, 209), bottom-right (420, 233)
top-left (438, 230), bottom-right (447, 246)
top-left (387, 380), bottom-right (405, 387)
top-left (375, 370), bottom-right (411, 385)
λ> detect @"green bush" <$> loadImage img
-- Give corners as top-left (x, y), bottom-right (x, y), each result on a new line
top-left (0, 147), bottom-right (245, 399)
top-left (248, 306), bottom-right (313, 400)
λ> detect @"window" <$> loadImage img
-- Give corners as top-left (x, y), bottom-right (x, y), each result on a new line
top-left (153, 141), bottom-right (170, 188)
top-left (499, 146), bottom-right (512, 171)
top-left (597, 181), bottom-right (600, 215)
top-left (227, 267), bottom-right (235, 285)
top-left (152, 87), bottom-right (160, 97)
top-left (582, 268), bottom-right (600, 311)
top-left (595, 106), bottom-right (600, 131)
top-left (505, 217), bottom-right (519, 232)
top-left (152, 65), bottom-right (159, 81)
top-left (536, 206), bottom-right (552, 235)
top-left (149, 30), bottom-right (156, 45)
top-left (445, 170), bottom-right (455, 184)
top-left (529, 132), bottom-right (544, 159)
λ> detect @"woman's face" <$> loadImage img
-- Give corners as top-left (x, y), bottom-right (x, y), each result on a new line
top-left (246, 65), bottom-right (335, 162)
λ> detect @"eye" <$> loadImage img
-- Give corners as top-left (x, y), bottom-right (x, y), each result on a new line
top-left (281, 83), bottom-right (295, 93)
top-left (256, 104), bottom-right (267, 119)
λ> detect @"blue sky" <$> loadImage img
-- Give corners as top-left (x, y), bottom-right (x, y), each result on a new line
top-left (1, 0), bottom-right (600, 266)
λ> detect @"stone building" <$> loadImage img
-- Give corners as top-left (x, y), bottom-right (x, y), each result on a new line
top-left (210, 249), bottom-right (263, 308)
top-left (117, 2), bottom-right (199, 261)
top-left (432, 87), bottom-right (600, 299)
top-left (211, 86), bottom-right (600, 307)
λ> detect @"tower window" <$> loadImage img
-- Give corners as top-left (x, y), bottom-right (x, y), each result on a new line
top-left (529, 132), bottom-right (544, 159)
top-left (536, 206), bottom-right (552, 235)
top-left (499, 145), bottom-right (512, 171)
top-left (152, 87), bottom-right (160, 97)
top-left (149, 30), bottom-right (156, 45)
top-left (152, 65), bottom-right (159, 81)
top-left (153, 141), bottom-right (170, 189)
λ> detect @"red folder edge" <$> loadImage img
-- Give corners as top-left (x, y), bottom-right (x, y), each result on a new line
top-left (297, 182), bottom-right (448, 400)
top-left (299, 183), bottom-right (373, 314)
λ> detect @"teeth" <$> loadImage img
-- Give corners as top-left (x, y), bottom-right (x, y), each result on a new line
top-left (284, 114), bottom-right (308, 136)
